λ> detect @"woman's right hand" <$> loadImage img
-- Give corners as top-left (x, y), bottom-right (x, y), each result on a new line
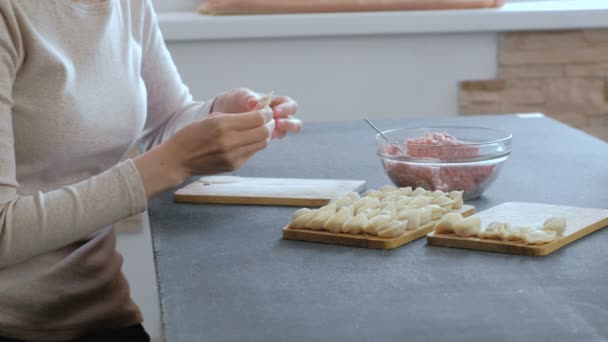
top-left (134, 107), bottom-right (274, 198)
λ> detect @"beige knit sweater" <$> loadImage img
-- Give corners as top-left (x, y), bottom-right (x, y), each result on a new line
top-left (0, 1), bottom-right (211, 340)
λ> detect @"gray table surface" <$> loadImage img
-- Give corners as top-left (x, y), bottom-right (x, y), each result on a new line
top-left (149, 114), bottom-right (608, 342)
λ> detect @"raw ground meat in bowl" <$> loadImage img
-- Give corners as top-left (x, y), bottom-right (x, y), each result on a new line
top-left (376, 127), bottom-right (512, 200)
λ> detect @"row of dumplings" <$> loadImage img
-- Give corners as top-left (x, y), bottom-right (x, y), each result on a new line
top-left (288, 186), bottom-right (465, 238)
top-left (433, 213), bottom-right (567, 245)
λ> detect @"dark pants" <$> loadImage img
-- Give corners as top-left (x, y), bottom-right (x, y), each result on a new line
top-left (0, 324), bottom-right (150, 342)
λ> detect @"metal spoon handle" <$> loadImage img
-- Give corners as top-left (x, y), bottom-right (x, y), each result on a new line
top-left (364, 118), bottom-right (393, 143)
top-left (363, 118), bottom-right (404, 153)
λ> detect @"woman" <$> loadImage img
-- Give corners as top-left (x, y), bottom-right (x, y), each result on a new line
top-left (0, 0), bottom-right (302, 341)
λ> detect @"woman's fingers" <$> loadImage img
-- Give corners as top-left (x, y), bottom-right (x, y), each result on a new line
top-left (276, 117), bottom-right (303, 134)
top-left (210, 107), bottom-right (274, 131)
top-left (270, 96), bottom-right (298, 118)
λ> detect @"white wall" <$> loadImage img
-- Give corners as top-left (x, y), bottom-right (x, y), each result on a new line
top-left (166, 33), bottom-right (498, 122)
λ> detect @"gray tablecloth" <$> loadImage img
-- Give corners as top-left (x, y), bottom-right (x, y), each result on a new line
top-left (149, 114), bottom-right (608, 342)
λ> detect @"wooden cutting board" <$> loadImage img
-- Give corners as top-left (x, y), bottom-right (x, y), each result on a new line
top-left (283, 205), bottom-right (476, 249)
top-left (427, 202), bottom-right (608, 256)
top-left (174, 176), bottom-right (367, 206)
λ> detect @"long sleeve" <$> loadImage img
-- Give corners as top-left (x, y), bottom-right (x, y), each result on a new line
top-left (0, 10), bottom-right (147, 269)
top-left (138, 0), bottom-right (214, 151)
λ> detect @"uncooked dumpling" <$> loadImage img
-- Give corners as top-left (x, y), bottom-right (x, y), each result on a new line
top-left (433, 197), bottom-right (454, 211)
top-left (411, 187), bottom-right (426, 197)
top-left (378, 209), bottom-right (395, 219)
top-left (478, 222), bottom-right (509, 240)
top-left (448, 191), bottom-right (464, 209)
top-left (362, 190), bottom-right (381, 199)
top-left (500, 225), bottom-right (533, 241)
top-left (380, 192), bottom-right (399, 203)
top-left (429, 190), bottom-right (445, 198)
top-left (395, 196), bottom-right (412, 208)
top-left (398, 187), bottom-right (413, 196)
top-left (378, 221), bottom-right (407, 238)
top-left (380, 202), bottom-right (396, 212)
top-left (453, 215), bottom-right (481, 237)
top-left (361, 208), bottom-right (380, 219)
top-left (306, 210), bottom-right (333, 230)
top-left (542, 216), bottom-right (567, 235)
top-left (323, 207), bottom-right (354, 233)
top-left (425, 205), bottom-right (445, 220)
top-left (347, 192), bottom-right (361, 201)
top-left (433, 212), bottom-right (464, 234)
top-left (292, 208), bottom-right (311, 220)
top-left (418, 207), bottom-right (432, 225)
top-left (409, 196), bottom-right (430, 209)
top-left (319, 202), bottom-right (337, 213)
top-left (353, 197), bottom-right (379, 212)
top-left (363, 215), bottom-right (392, 235)
top-left (341, 213), bottom-right (368, 234)
top-left (379, 185), bottom-right (398, 193)
top-left (332, 196), bottom-right (354, 210)
top-left (395, 209), bottom-right (421, 231)
top-left (290, 209), bottom-right (319, 229)
top-left (523, 229), bottom-right (557, 245)
top-left (356, 202), bottom-right (380, 215)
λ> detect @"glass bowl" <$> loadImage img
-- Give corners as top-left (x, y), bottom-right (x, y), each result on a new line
top-left (376, 126), bottom-right (512, 200)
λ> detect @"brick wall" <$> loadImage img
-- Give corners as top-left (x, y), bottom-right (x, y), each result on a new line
top-left (460, 30), bottom-right (608, 141)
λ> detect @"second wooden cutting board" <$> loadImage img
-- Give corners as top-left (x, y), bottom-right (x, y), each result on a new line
top-left (174, 176), bottom-right (367, 207)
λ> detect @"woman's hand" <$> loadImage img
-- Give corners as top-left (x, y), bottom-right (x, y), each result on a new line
top-left (134, 107), bottom-right (274, 198)
top-left (211, 88), bottom-right (302, 139)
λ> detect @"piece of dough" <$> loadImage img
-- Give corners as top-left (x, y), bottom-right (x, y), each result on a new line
top-left (341, 213), bottom-right (368, 234)
top-left (433, 212), bottom-right (464, 234)
top-left (363, 215), bottom-right (392, 235)
top-left (305, 210), bottom-right (333, 230)
top-left (323, 207), bottom-right (353, 233)
top-left (523, 229), bottom-right (557, 245)
top-left (378, 221), bottom-right (407, 238)
top-left (453, 215), bottom-right (481, 237)
top-left (258, 91), bottom-right (274, 107)
top-left (199, 175), bottom-right (242, 184)
top-left (542, 216), bottom-right (567, 235)
top-left (289, 209), bottom-right (319, 229)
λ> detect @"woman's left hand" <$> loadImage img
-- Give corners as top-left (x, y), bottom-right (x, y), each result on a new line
top-left (211, 88), bottom-right (302, 139)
